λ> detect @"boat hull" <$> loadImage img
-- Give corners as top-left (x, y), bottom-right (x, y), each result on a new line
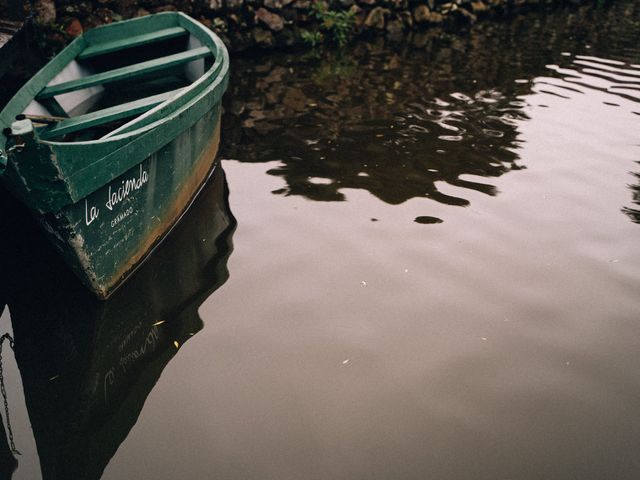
top-left (41, 104), bottom-right (222, 298)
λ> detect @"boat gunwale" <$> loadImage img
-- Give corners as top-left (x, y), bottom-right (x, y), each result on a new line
top-left (99, 23), bottom-right (228, 141)
top-left (65, 58), bottom-right (229, 190)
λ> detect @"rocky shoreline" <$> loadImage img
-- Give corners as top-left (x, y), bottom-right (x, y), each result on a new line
top-left (2, 0), bottom-right (601, 54)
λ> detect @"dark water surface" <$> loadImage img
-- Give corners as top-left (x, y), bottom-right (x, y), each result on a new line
top-left (1, 2), bottom-right (640, 479)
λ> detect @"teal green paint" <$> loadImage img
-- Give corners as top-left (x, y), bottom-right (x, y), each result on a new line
top-left (83, 12), bottom-right (178, 44)
top-left (37, 47), bottom-right (211, 99)
top-left (1, 131), bottom-right (74, 212)
top-left (39, 88), bottom-right (184, 139)
top-left (103, 41), bottom-right (227, 138)
top-left (49, 68), bottom-right (228, 208)
top-left (78, 26), bottom-right (188, 60)
top-left (1, 12), bottom-right (229, 213)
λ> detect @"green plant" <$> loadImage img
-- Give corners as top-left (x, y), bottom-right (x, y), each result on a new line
top-left (308, 2), bottom-right (355, 48)
top-left (301, 29), bottom-right (324, 48)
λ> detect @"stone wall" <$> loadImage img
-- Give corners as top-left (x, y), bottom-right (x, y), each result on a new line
top-left (6, 0), bottom-right (597, 53)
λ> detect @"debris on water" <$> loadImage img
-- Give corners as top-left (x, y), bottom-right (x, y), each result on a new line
top-left (342, 359), bottom-right (350, 365)
top-left (361, 281), bottom-right (367, 287)
top-left (153, 320), bottom-right (165, 326)
top-left (404, 268), bottom-right (409, 273)
top-left (608, 259), bottom-right (619, 263)
top-left (481, 337), bottom-right (487, 341)
top-left (371, 218), bottom-right (378, 222)
top-left (48, 375), bottom-right (59, 381)
top-left (414, 216), bottom-right (443, 224)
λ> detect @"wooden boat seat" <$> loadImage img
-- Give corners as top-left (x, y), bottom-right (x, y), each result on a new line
top-left (36, 46), bottom-right (211, 100)
top-left (38, 88), bottom-right (183, 140)
top-left (77, 26), bottom-right (188, 60)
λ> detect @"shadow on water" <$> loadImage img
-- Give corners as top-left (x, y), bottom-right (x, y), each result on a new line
top-left (0, 166), bottom-right (236, 480)
top-left (221, 1), bottom-right (640, 221)
top-left (624, 173), bottom-right (640, 224)
top-left (0, 367), bottom-right (17, 478)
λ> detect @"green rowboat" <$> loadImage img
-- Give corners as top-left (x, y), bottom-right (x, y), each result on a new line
top-left (0, 12), bottom-right (230, 299)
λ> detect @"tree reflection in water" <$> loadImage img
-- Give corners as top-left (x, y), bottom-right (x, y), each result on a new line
top-left (623, 169), bottom-right (640, 224)
top-left (222, 3), bottom-right (640, 223)
top-left (223, 35), bottom-right (529, 210)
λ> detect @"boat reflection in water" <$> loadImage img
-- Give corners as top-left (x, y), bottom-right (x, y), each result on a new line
top-left (0, 165), bottom-right (236, 480)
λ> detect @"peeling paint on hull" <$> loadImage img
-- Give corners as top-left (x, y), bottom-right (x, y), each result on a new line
top-left (42, 107), bottom-right (223, 299)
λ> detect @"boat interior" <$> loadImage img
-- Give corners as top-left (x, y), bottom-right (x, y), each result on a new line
top-left (22, 19), bottom-right (216, 142)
